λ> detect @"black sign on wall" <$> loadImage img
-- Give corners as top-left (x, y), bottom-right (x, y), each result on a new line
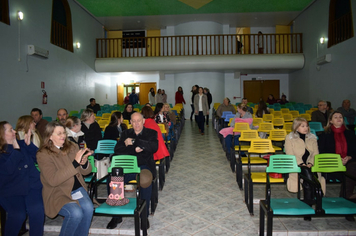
top-left (122, 31), bottom-right (146, 49)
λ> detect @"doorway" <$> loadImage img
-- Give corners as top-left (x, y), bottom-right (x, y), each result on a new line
top-left (243, 80), bottom-right (280, 103)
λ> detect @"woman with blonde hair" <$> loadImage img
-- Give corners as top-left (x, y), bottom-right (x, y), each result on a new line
top-left (285, 117), bottom-right (324, 220)
top-left (65, 116), bottom-right (85, 148)
top-left (15, 115), bottom-right (42, 147)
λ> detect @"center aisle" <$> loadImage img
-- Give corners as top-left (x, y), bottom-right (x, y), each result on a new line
top-left (148, 121), bottom-right (258, 235)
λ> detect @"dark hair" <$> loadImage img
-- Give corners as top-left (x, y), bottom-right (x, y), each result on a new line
top-left (154, 103), bottom-right (164, 115)
top-left (57, 108), bottom-right (68, 114)
top-left (242, 98), bottom-right (247, 100)
top-left (124, 103), bottom-right (133, 112)
top-left (39, 121), bottom-right (73, 154)
top-left (256, 100), bottom-right (269, 118)
top-left (0, 121), bottom-right (9, 153)
top-left (178, 86), bottom-right (183, 94)
top-left (150, 88), bottom-right (155, 97)
top-left (31, 108), bottom-right (42, 116)
top-left (108, 112), bottom-right (122, 127)
top-left (90, 98), bottom-right (95, 102)
top-left (141, 106), bottom-right (154, 119)
top-left (324, 110), bottom-right (348, 133)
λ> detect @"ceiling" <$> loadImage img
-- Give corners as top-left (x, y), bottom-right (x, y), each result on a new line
top-left (74, 0), bottom-right (315, 31)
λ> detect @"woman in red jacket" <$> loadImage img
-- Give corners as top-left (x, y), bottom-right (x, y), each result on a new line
top-left (175, 86), bottom-right (185, 105)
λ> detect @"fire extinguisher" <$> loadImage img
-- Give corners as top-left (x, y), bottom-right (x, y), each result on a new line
top-left (42, 90), bottom-right (48, 104)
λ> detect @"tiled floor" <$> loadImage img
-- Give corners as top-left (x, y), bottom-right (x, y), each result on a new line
top-left (24, 121), bottom-right (356, 235)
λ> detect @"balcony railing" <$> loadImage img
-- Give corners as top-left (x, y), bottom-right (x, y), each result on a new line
top-left (96, 33), bottom-right (303, 58)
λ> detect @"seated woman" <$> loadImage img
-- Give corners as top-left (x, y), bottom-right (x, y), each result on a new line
top-left (15, 115), bottom-right (42, 148)
top-left (318, 111), bottom-right (356, 221)
top-left (255, 100), bottom-right (270, 118)
top-left (266, 94), bottom-right (277, 105)
top-left (0, 121), bottom-right (44, 236)
top-left (80, 108), bottom-right (102, 151)
top-left (37, 121), bottom-right (94, 236)
top-left (122, 103), bottom-right (135, 122)
top-left (104, 111), bottom-right (127, 140)
top-left (154, 103), bottom-right (170, 131)
top-left (65, 116), bottom-right (85, 148)
top-left (284, 117), bottom-right (323, 221)
top-left (225, 104), bottom-right (253, 157)
top-left (163, 103), bottom-right (176, 125)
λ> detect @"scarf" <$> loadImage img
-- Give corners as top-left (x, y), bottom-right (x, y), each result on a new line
top-left (331, 125), bottom-right (347, 158)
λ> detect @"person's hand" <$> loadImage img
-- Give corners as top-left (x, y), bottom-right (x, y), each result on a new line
top-left (75, 148), bottom-right (93, 164)
top-left (342, 156), bottom-right (352, 165)
top-left (135, 147), bottom-right (143, 153)
top-left (124, 138), bottom-right (134, 146)
top-left (207, 111), bottom-right (209, 115)
top-left (195, 111), bottom-right (198, 115)
top-left (24, 129), bottom-right (31, 146)
top-left (307, 163), bottom-right (313, 168)
top-left (12, 138), bottom-right (20, 149)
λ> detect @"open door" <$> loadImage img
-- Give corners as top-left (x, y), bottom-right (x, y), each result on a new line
top-left (243, 80), bottom-right (280, 103)
top-left (139, 83), bottom-right (156, 105)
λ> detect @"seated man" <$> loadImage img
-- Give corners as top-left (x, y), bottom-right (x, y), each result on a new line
top-left (31, 108), bottom-right (48, 138)
top-left (215, 97), bottom-right (236, 129)
top-left (338, 99), bottom-right (356, 130)
top-left (86, 98), bottom-right (101, 114)
top-left (57, 108), bottom-right (68, 125)
top-left (106, 112), bottom-right (158, 229)
top-left (241, 97), bottom-right (253, 114)
top-left (311, 100), bottom-right (330, 127)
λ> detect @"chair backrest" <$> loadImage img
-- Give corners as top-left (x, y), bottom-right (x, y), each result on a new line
top-left (224, 114), bottom-right (235, 122)
top-left (88, 155), bottom-right (97, 173)
top-left (300, 113), bottom-right (311, 121)
top-left (283, 122), bottom-right (293, 133)
top-left (273, 111), bottom-right (282, 118)
top-left (98, 120), bottom-right (109, 129)
top-left (252, 118), bottom-right (263, 126)
top-left (233, 122), bottom-right (250, 132)
top-left (272, 118), bottom-right (284, 127)
top-left (282, 113), bottom-right (294, 122)
top-left (101, 113), bottom-right (111, 119)
top-left (311, 154), bottom-right (346, 173)
top-left (222, 111), bottom-right (233, 118)
top-left (267, 154), bottom-right (301, 174)
top-left (309, 122), bottom-right (324, 132)
top-left (43, 116), bottom-right (53, 122)
top-left (258, 122), bottom-right (274, 133)
top-left (109, 155), bottom-right (140, 174)
top-left (268, 108), bottom-right (274, 114)
top-left (281, 108), bottom-right (290, 113)
top-left (263, 113), bottom-right (274, 122)
top-left (290, 110), bottom-right (300, 118)
top-left (248, 139), bottom-right (275, 154)
top-left (268, 129), bottom-right (287, 141)
top-left (158, 123), bottom-right (167, 134)
top-left (95, 139), bottom-right (117, 154)
top-left (69, 110), bottom-right (79, 116)
top-left (123, 119), bottom-right (130, 126)
top-left (305, 110), bottom-right (313, 115)
top-left (310, 108), bottom-right (318, 111)
top-left (239, 130), bottom-right (260, 141)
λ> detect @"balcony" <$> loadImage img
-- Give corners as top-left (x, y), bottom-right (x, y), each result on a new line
top-left (94, 33), bottom-right (304, 73)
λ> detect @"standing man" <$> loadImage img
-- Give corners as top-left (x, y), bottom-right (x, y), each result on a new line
top-left (31, 108), bottom-right (48, 138)
top-left (129, 89), bottom-right (139, 105)
top-left (338, 99), bottom-right (356, 130)
top-left (57, 108), bottom-right (68, 125)
top-left (86, 98), bottom-right (101, 114)
top-left (311, 100), bottom-right (331, 127)
top-left (106, 112), bottom-right (158, 229)
top-left (241, 98), bottom-right (253, 114)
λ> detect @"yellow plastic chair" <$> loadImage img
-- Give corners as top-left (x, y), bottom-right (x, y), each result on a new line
top-left (123, 119), bottom-right (130, 127)
top-left (95, 117), bottom-right (102, 122)
top-left (258, 122), bottom-right (274, 135)
top-left (243, 139), bottom-right (282, 215)
top-left (300, 113), bottom-right (311, 121)
top-left (282, 113), bottom-right (293, 123)
top-left (263, 114), bottom-right (274, 123)
top-left (310, 108), bottom-right (318, 111)
top-left (268, 129), bottom-right (287, 152)
top-left (133, 108), bottom-right (140, 112)
top-left (101, 113), bottom-right (111, 120)
top-left (281, 108), bottom-right (290, 113)
top-left (252, 118), bottom-right (263, 127)
top-left (269, 108), bottom-right (274, 114)
top-left (272, 118), bottom-right (285, 128)
top-left (273, 111), bottom-right (282, 118)
top-left (98, 119), bottom-right (109, 130)
top-left (305, 110), bottom-right (313, 115)
top-left (213, 103), bottom-right (221, 110)
top-left (283, 122), bottom-right (293, 133)
top-left (290, 110), bottom-right (300, 118)
top-left (227, 118), bottom-right (234, 127)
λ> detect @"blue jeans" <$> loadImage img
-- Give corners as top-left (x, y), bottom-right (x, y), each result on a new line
top-left (197, 111), bottom-right (205, 133)
top-left (58, 187), bottom-right (94, 236)
top-left (225, 134), bottom-right (240, 154)
top-left (0, 188), bottom-right (44, 236)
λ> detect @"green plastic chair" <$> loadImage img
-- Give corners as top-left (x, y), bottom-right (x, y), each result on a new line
top-left (259, 155), bottom-right (315, 236)
top-left (94, 155), bottom-right (148, 236)
top-left (312, 153), bottom-right (356, 215)
top-left (85, 155), bottom-right (97, 199)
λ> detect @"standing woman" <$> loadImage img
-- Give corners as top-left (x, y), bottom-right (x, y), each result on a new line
top-left (148, 88), bottom-right (155, 105)
top-left (65, 116), bottom-right (85, 148)
top-left (161, 89), bottom-right (167, 103)
top-left (0, 121), bottom-right (45, 236)
top-left (194, 87), bottom-right (209, 135)
top-left (15, 115), bottom-right (42, 148)
top-left (80, 108), bottom-right (102, 151)
top-left (204, 87), bottom-right (212, 126)
top-left (155, 89), bottom-right (163, 104)
top-left (175, 86), bottom-right (186, 105)
top-left (37, 121), bottom-right (94, 236)
top-left (284, 118), bottom-right (322, 220)
top-left (318, 111), bottom-right (356, 220)
top-left (104, 111), bottom-right (127, 140)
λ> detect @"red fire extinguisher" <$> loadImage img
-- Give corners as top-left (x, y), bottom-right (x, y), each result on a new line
top-left (42, 90), bottom-right (48, 104)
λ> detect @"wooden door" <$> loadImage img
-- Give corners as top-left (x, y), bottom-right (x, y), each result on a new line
top-left (117, 84), bottom-right (124, 105)
top-left (243, 80), bottom-right (280, 103)
top-left (139, 83), bottom-right (156, 105)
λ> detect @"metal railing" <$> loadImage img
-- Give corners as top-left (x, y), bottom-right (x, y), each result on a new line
top-left (96, 33), bottom-right (303, 58)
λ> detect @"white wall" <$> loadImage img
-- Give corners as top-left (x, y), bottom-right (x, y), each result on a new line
top-left (0, 0), bottom-right (111, 124)
top-left (290, 0), bottom-right (356, 108)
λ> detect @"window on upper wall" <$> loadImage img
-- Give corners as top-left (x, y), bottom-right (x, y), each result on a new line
top-left (0, 0), bottom-right (10, 25)
top-left (51, 0), bottom-right (73, 52)
top-left (328, 0), bottom-right (354, 47)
